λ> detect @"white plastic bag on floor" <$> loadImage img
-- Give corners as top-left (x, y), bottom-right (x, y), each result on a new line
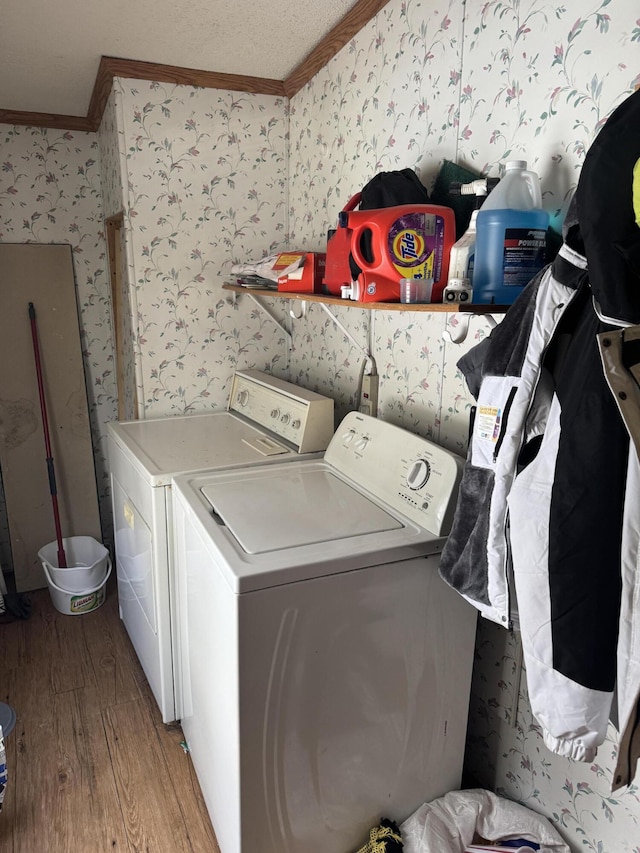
top-left (400, 789), bottom-right (570, 853)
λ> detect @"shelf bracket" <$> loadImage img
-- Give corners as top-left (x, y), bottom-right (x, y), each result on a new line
top-left (442, 312), bottom-right (497, 344)
top-left (245, 293), bottom-right (292, 348)
top-left (289, 301), bottom-right (307, 320)
top-left (319, 302), bottom-right (375, 370)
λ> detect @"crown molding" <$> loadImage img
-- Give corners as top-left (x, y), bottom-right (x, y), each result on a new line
top-left (86, 57), bottom-right (286, 131)
top-left (0, 0), bottom-right (387, 133)
top-left (0, 110), bottom-right (94, 132)
top-left (283, 0), bottom-right (389, 97)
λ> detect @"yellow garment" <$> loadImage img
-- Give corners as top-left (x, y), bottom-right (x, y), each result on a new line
top-left (633, 157), bottom-right (640, 227)
top-left (356, 822), bottom-right (403, 853)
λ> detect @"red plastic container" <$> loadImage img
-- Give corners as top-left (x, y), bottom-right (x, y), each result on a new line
top-left (323, 192), bottom-right (362, 296)
top-left (342, 204), bottom-right (456, 302)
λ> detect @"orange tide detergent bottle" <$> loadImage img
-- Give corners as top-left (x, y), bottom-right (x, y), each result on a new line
top-left (339, 205), bottom-right (456, 303)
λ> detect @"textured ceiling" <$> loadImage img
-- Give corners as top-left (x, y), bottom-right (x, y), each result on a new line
top-left (0, 0), bottom-right (359, 117)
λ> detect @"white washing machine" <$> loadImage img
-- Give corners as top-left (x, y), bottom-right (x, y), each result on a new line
top-left (172, 411), bottom-right (478, 853)
top-left (107, 370), bottom-right (334, 723)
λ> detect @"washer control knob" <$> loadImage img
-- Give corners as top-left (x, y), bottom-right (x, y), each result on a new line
top-left (270, 408), bottom-right (280, 420)
top-left (356, 436), bottom-right (370, 452)
top-left (343, 429), bottom-right (356, 444)
top-left (236, 390), bottom-right (249, 407)
top-left (280, 413), bottom-right (290, 425)
top-left (407, 459), bottom-right (431, 490)
top-left (291, 419), bottom-right (301, 430)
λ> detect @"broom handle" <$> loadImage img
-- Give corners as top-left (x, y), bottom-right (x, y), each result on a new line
top-left (28, 303), bottom-right (67, 568)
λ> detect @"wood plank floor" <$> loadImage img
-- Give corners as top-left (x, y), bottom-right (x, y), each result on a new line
top-left (0, 578), bottom-right (219, 853)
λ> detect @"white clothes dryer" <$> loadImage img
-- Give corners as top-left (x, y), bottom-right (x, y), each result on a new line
top-left (107, 370), bottom-right (334, 723)
top-left (172, 411), bottom-right (477, 853)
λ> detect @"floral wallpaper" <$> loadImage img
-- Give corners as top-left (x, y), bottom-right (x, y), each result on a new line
top-left (457, 0), bottom-right (640, 230)
top-left (464, 620), bottom-right (640, 853)
top-left (111, 79), bottom-right (292, 418)
top-left (1, 0), bottom-right (639, 847)
top-left (0, 124), bottom-right (116, 547)
top-left (98, 85), bottom-right (140, 421)
top-left (285, 0), bottom-right (640, 850)
top-left (288, 0), bottom-right (464, 252)
top-left (98, 86), bottom-right (124, 220)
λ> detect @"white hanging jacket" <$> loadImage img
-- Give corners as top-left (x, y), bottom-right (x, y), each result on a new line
top-left (439, 89), bottom-right (640, 787)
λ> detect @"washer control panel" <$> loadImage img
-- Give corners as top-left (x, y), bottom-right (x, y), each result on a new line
top-left (228, 369), bottom-right (334, 453)
top-left (326, 411), bottom-right (464, 535)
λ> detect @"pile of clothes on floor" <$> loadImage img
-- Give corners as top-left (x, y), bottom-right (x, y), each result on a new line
top-left (354, 790), bottom-right (569, 853)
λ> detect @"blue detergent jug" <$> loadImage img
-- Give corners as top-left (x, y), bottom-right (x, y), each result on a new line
top-left (473, 161), bottom-right (549, 305)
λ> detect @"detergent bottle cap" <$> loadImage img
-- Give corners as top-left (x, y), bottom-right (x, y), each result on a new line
top-left (341, 281), bottom-right (360, 300)
top-left (505, 159), bottom-right (528, 170)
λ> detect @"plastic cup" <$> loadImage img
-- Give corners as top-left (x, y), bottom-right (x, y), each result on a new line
top-left (400, 278), bottom-right (433, 303)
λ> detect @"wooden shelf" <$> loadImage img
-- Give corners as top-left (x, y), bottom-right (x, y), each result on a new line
top-left (222, 284), bottom-right (506, 313)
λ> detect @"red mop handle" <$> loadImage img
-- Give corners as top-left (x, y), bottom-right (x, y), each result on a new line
top-left (28, 303), bottom-right (67, 568)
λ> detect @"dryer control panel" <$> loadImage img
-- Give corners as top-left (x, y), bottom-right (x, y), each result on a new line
top-left (228, 370), bottom-right (334, 453)
top-left (325, 411), bottom-right (464, 535)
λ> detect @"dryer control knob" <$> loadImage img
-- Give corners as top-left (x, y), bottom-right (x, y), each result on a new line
top-left (407, 459), bottom-right (431, 490)
top-left (342, 429), bottom-right (356, 444)
top-left (270, 408), bottom-right (280, 420)
top-left (237, 390), bottom-right (250, 407)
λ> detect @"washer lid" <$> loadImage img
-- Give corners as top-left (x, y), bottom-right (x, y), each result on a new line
top-left (201, 468), bottom-right (402, 554)
top-left (175, 461), bottom-right (445, 593)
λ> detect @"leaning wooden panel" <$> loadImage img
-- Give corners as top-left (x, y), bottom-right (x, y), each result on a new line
top-left (0, 244), bottom-right (101, 591)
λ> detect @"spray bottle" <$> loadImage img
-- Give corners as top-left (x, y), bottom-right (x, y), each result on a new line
top-left (444, 178), bottom-right (500, 302)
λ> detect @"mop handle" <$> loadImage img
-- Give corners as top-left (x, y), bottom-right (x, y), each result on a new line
top-left (28, 304), bottom-right (54, 459)
top-left (28, 303), bottom-right (67, 568)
